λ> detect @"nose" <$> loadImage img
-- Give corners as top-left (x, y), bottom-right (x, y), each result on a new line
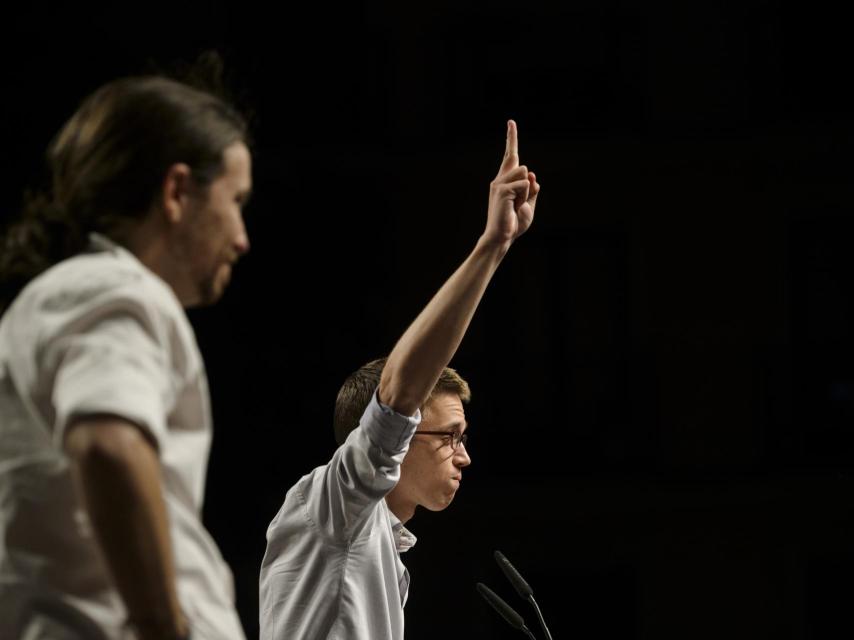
top-left (454, 441), bottom-right (471, 468)
top-left (234, 218), bottom-right (250, 256)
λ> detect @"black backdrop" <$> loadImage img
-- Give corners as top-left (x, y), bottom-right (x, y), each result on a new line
top-left (5, 2), bottom-right (854, 638)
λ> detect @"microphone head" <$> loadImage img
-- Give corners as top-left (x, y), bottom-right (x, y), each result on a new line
top-left (476, 582), bottom-right (526, 631)
top-left (494, 550), bottom-right (534, 599)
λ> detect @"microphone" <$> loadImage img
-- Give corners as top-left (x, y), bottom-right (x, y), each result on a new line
top-left (494, 551), bottom-right (553, 640)
top-left (476, 582), bottom-right (538, 640)
top-left (494, 550), bottom-right (532, 598)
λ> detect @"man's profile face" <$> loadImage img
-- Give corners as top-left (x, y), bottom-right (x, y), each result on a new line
top-left (176, 141), bottom-right (252, 306)
top-left (396, 392), bottom-right (471, 512)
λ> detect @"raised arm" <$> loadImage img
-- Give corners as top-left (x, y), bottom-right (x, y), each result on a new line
top-left (379, 120), bottom-right (540, 414)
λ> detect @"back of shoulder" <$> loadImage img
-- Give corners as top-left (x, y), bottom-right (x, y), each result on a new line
top-left (43, 249), bottom-right (175, 312)
top-left (0, 249), bottom-right (184, 361)
top-left (23, 248), bottom-right (177, 320)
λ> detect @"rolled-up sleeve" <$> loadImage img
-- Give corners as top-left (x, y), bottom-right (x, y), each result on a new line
top-left (303, 390), bottom-right (420, 542)
top-left (362, 390), bottom-right (421, 455)
top-left (44, 293), bottom-right (175, 450)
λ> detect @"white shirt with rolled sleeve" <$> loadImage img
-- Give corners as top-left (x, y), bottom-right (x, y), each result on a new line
top-left (0, 234), bottom-right (245, 640)
top-left (259, 391), bottom-right (421, 640)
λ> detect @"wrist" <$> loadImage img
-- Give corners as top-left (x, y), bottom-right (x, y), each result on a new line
top-left (475, 234), bottom-right (511, 260)
top-left (129, 614), bottom-right (191, 640)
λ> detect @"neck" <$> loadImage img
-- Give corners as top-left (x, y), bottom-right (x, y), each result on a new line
top-left (385, 492), bottom-right (415, 525)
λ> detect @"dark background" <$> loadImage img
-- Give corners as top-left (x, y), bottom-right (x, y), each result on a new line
top-left (5, 1), bottom-right (854, 638)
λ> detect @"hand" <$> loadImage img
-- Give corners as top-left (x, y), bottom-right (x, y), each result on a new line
top-left (482, 120), bottom-right (540, 249)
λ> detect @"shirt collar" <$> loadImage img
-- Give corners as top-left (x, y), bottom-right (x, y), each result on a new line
top-left (87, 232), bottom-right (119, 252)
top-left (388, 509), bottom-right (417, 553)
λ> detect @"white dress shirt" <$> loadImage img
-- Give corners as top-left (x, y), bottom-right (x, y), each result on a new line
top-left (0, 234), bottom-right (245, 639)
top-left (259, 392), bottom-right (420, 639)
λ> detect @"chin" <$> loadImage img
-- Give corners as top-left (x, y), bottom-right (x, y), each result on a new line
top-left (194, 288), bottom-right (223, 308)
top-left (424, 504), bottom-right (450, 513)
top-left (426, 494), bottom-right (456, 512)
top-left (197, 274), bottom-right (228, 306)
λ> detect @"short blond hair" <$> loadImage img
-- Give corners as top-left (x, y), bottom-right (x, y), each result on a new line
top-left (333, 357), bottom-right (471, 445)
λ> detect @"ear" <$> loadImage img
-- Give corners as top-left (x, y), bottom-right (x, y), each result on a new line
top-left (159, 163), bottom-right (193, 225)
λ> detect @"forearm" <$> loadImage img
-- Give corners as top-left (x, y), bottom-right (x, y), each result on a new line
top-left (379, 120), bottom-right (540, 416)
top-left (380, 236), bottom-right (507, 414)
top-left (66, 418), bottom-right (188, 640)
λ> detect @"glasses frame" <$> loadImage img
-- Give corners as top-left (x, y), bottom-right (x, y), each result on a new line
top-left (412, 430), bottom-right (468, 451)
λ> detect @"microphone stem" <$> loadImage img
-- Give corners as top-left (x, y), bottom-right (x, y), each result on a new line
top-left (521, 625), bottom-right (538, 640)
top-left (528, 596), bottom-right (553, 640)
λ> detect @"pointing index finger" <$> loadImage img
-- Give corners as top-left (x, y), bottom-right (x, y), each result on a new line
top-left (501, 120), bottom-right (519, 171)
top-left (506, 120), bottom-right (519, 156)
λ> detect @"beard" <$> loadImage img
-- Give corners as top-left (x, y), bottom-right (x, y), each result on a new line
top-left (195, 262), bottom-right (231, 307)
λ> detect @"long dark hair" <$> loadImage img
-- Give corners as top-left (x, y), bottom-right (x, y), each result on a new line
top-left (0, 54), bottom-right (249, 312)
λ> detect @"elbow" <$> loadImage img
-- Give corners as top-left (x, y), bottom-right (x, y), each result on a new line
top-left (378, 368), bottom-right (424, 417)
top-left (64, 416), bottom-right (156, 472)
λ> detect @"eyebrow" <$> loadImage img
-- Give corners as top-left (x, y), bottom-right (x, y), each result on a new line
top-left (433, 421), bottom-right (467, 433)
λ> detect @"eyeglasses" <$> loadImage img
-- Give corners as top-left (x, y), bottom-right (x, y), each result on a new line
top-left (413, 430), bottom-right (468, 451)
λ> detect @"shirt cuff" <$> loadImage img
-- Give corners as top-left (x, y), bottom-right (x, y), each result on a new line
top-left (360, 388), bottom-right (421, 454)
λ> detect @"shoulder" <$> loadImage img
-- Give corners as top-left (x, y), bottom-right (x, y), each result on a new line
top-left (1, 246), bottom-right (194, 371)
top-left (14, 247), bottom-right (183, 336)
top-left (38, 248), bottom-right (179, 319)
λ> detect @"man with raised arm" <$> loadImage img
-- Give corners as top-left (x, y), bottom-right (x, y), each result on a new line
top-left (259, 120), bottom-right (541, 639)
